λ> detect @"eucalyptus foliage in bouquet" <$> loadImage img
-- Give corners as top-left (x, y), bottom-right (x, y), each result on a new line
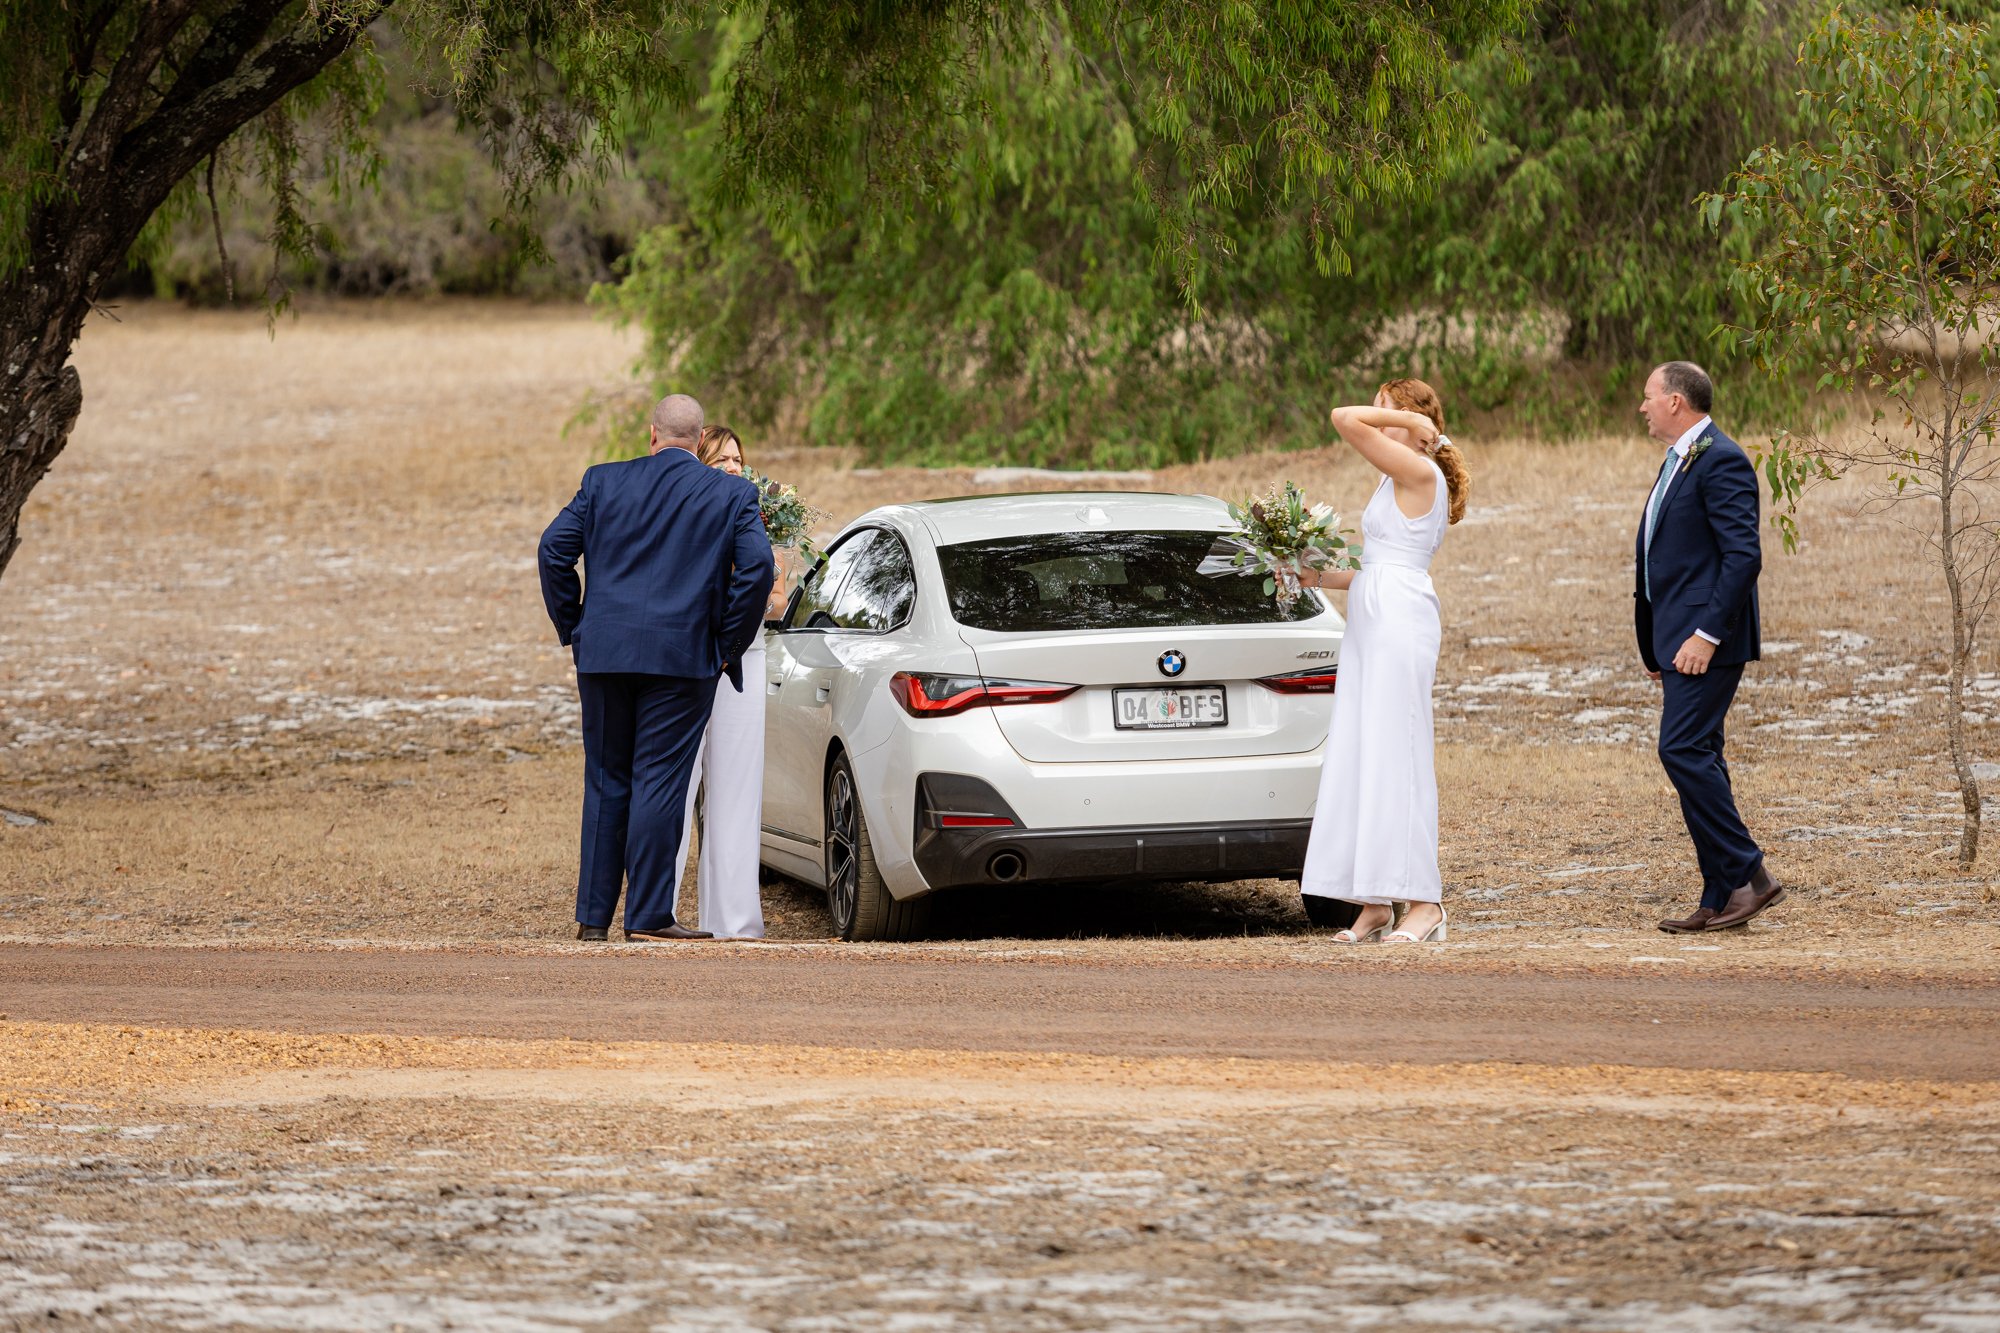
top-left (1198, 481), bottom-right (1359, 611)
top-left (746, 468), bottom-right (827, 563)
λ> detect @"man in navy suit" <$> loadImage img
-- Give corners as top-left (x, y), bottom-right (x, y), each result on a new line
top-left (539, 394), bottom-right (775, 942)
top-left (1635, 362), bottom-right (1784, 933)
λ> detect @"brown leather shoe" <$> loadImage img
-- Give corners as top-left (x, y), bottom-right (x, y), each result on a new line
top-left (1707, 872), bottom-right (1785, 930)
top-left (1657, 907), bottom-right (1718, 935)
top-left (624, 924), bottom-right (715, 942)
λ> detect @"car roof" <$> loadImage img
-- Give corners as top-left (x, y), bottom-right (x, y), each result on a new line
top-left (890, 491), bottom-right (1233, 546)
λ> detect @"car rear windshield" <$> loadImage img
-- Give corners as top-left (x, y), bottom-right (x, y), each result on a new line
top-left (935, 530), bottom-right (1323, 632)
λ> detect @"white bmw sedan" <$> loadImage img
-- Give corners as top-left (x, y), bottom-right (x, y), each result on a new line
top-left (757, 492), bottom-right (1345, 941)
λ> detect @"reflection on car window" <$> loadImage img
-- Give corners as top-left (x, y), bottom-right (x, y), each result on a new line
top-left (936, 531), bottom-right (1323, 631)
top-left (787, 531), bottom-right (875, 629)
top-left (829, 530), bottom-right (916, 631)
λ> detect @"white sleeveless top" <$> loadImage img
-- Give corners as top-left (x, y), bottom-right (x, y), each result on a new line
top-left (1358, 458), bottom-right (1448, 573)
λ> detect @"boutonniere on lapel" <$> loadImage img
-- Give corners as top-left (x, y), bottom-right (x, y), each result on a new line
top-left (1679, 434), bottom-right (1714, 474)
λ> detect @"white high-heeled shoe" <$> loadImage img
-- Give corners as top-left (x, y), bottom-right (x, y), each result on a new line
top-left (1332, 907), bottom-right (1394, 944)
top-left (1384, 905), bottom-right (1447, 943)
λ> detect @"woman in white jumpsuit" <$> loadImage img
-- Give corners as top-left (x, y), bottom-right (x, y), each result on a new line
top-left (670, 426), bottom-right (793, 938)
top-left (1296, 379), bottom-right (1471, 945)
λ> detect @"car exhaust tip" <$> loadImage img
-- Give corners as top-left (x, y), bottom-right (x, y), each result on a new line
top-left (987, 850), bottom-right (1026, 883)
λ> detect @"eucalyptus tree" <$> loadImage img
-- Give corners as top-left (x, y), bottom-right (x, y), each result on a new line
top-left (0, 0), bottom-right (1526, 581)
top-left (1352, 0), bottom-right (1814, 426)
top-left (0, 0), bottom-right (699, 581)
top-left (1716, 7), bottom-right (2000, 865)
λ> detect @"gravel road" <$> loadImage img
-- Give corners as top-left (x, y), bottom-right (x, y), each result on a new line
top-left (4, 943), bottom-right (1995, 1080)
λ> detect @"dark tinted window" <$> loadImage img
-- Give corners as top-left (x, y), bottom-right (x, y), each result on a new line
top-left (829, 529), bottom-right (916, 631)
top-left (937, 531), bottom-right (1323, 632)
top-left (786, 531), bottom-right (873, 629)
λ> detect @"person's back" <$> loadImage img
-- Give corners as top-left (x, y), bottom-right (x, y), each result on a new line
top-left (537, 392), bottom-right (775, 944)
top-left (556, 449), bottom-right (761, 679)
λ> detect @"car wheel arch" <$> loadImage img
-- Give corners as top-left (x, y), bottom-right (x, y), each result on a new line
top-left (821, 737), bottom-right (849, 812)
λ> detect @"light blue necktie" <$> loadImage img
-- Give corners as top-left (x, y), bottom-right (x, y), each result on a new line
top-left (1642, 450), bottom-right (1677, 601)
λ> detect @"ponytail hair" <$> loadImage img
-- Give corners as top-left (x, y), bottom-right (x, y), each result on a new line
top-left (1379, 377), bottom-right (1470, 525)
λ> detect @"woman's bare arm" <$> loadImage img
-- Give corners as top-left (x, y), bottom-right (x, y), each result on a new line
top-left (765, 546), bottom-right (798, 619)
top-left (1329, 405), bottom-right (1438, 498)
top-left (1303, 568), bottom-right (1356, 591)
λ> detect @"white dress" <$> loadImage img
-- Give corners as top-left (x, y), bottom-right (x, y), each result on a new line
top-left (670, 642), bottom-right (768, 938)
top-left (1300, 460), bottom-right (1448, 906)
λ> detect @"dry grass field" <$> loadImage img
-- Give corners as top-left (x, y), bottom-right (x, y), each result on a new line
top-left (0, 300), bottom-right (1995, 972)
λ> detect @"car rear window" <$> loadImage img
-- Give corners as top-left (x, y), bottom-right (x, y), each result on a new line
top-left (936, 531), bottom-right (1323, 631)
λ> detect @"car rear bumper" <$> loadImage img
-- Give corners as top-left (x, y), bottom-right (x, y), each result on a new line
top-left (912, 817), bottom-right (1313, 892)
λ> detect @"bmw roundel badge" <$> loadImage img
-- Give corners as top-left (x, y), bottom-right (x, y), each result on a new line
top-left (1158, 650), bottom-right (1187, 678)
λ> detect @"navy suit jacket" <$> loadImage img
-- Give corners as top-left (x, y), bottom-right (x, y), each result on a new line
top-left (538, 449), bottom-right (775, 690)
top-left (1634, 424), bottom-right (1763, 673)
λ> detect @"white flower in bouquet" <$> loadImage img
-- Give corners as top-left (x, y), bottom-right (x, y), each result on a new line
top-left (745, 467), bottom-right (828, 563)
top-left (1197, 480), bottom-right (1360, 611)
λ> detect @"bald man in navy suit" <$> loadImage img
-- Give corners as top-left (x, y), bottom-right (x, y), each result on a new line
top-left (539, 394), bottom-right (775, 942)
top-left (1635, 362), bottom-right (1783, 934)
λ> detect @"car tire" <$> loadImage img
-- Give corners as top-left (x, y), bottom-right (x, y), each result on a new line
top-left (825, 752), bottom-right (931, 942)
top-left (1301, 893), bottom-right (1361, 931)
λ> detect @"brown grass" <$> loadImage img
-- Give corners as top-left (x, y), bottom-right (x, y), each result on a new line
top-left (1, 299), bottom-right (1993, 970)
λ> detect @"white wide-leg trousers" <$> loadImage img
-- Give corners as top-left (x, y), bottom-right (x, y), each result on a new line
top-left (671, 645), bottom-right (767, 938)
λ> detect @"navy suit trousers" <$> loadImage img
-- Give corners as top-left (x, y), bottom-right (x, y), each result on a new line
top-left (1657, 664), bottom-right (1764, 909)
top-left (576, 671), bottom-right (719, 932)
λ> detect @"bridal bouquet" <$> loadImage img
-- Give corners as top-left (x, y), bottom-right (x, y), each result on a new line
top-left (1198, 481), bottom-right (1359, 611)
top-left (747, 468), bottom-right (827, 563)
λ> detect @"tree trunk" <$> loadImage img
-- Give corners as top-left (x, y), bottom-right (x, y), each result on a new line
top-left (0, 3), bottom-right (379, 587)
top-left (1938, 482), bottom-right (1982, 866)
top-left (0, 363), bottom-right (85, 584)
top-left (0, 267), bottom-right (94, 584)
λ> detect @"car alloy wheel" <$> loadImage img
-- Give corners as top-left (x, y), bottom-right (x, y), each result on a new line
top-left (823, 751), bottom-right (934, 942)
top-left (825, 762), bottom-right (862, 937)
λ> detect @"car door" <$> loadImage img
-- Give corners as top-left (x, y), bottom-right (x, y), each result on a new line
top-left (762, 531), bottom-right (877, 860)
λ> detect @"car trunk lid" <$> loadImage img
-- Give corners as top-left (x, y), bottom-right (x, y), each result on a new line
top-left (958, 622), bottom-right (1340, 763)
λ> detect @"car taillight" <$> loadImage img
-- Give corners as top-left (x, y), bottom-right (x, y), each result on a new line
top-left (938, 814), bottom-right (1016, 828)
top-left (889, 672), bottom-right (1080, 717)
top-left (1257, 665), bottom-right (1339, 694)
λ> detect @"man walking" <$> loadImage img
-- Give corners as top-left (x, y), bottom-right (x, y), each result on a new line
top-left (1634, 361), bottom-right (1784, 933)
top-left (539, 394), bottom-right (775, 942)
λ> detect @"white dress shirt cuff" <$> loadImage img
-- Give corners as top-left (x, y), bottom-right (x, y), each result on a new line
top-left (1693, 628), bottom-right (1721, 645)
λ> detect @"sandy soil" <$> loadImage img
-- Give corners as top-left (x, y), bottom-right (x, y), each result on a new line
top-left (7, 943), bottom-right (1998, 1078)
top-left (4, 1021), bottom-right (1998, 1330)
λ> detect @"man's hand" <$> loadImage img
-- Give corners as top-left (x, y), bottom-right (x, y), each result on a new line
top-left (1648, 669), bottom-right (1661, 682)
top-left (1672, 634), bottom-right (1717, 675)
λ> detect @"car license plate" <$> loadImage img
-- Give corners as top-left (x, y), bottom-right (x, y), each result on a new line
top-left (1112, 685), bottom-right (1228, 730)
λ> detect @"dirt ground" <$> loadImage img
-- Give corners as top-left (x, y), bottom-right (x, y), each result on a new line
top-left (3, 1020), bottom-right (1998, 1329)
top-left (7, 943), bottom-right (2000, 1077)
top-left (1, 302), bottom-right (1996, 1329)
top-left (0, 299), bottom-right (1993, 967)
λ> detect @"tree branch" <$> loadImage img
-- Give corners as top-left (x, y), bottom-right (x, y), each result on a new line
top-left (115, 4), bottom-right (391, 237)
top-left (154, 0), bottom-right (294, 122)
top-left (205, 153), bottom-right (235, 304)
top-left (58, 1), bottom-right (123, 140)
top-left (65, 0), bottom-right (204, 191)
